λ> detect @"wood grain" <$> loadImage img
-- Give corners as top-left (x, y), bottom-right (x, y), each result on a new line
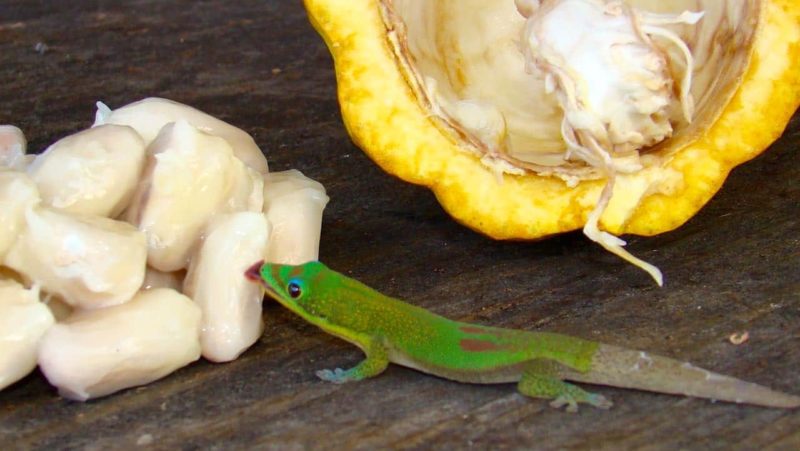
top-left (0, 1), bottom-right (798, 449)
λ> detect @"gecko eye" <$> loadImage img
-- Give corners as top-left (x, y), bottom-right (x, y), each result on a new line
top-left (287, 281), bottom-right (302, 299)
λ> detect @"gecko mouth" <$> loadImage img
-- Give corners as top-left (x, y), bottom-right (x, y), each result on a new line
top-left (244, 260), bottom-right (265, 283)
top-left (244, 259), bottom-right (281, 300)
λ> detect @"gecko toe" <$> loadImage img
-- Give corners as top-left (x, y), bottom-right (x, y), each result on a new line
top-left (316, 368), bottom-right (351, 384)
top-left (549, 395), bottom-right (579, 413)
top-left (589, 393), bottom-right (614, 410)
top-left (315, 369), bottom-right (335, 382)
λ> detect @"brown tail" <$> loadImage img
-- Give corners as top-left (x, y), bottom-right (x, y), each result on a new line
top-left (564, 344), bottom-right (800, 408)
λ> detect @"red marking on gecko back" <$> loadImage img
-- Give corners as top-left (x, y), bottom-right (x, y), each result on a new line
top-left (459, 339), bottom-right (512, 353)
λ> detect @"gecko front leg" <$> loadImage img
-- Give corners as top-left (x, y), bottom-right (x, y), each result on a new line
top-left (316, 334), bottom-right (389, 384)
top-left (517, 359), bottom-right (613, 413)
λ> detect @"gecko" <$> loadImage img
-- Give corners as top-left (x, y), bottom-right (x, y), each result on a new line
top-left (245, 260), bottom-right (800, 412)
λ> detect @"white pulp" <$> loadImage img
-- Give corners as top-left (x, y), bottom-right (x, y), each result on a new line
top-left (519, 0), bottom-right (703, 285)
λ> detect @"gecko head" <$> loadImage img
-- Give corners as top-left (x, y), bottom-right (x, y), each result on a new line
top-left (246, 260), bottom-right (327, 315)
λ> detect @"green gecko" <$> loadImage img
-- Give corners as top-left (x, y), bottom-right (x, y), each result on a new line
top-left (245, 260), bottom-right (800, 412)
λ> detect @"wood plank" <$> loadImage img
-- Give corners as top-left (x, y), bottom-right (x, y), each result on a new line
top-left (0, 1), bottom-right (797, 448)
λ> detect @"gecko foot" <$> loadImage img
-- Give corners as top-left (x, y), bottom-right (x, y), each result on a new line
top-left (316, 368), bottom-right (354, 384)
top-left (548, 392), bottom-right (613, 413)
top-left (518, 361), bottom-right (614, 412)
top-left (549, 395), bottom-right (580, 413)
top-left (587, 393), bottom-right (614, 410)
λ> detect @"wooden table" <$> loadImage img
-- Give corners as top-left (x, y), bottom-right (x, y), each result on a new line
top-left (1, 1), bottom-right (798, 449)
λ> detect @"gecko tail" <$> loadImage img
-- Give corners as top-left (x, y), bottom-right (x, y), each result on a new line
top-left (566, 344), bottom-right (800, 409)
